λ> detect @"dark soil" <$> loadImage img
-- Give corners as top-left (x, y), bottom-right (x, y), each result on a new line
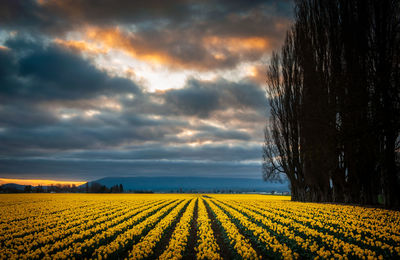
top-left (148, 200), bottom-right (190, 260)
top-left (182, 198), bottom-right (198, 260)
top-left (203, 199), bottom-right (233, 260)
top-left (211, 200), bottom-right (266, 259)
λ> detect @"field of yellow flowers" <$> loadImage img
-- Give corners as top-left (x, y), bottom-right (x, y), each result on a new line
top-left (0, 194), bottom-right (399, 259)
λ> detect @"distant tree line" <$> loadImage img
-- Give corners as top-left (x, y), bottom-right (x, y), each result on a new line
top-left (263, 0), bottom-right (400, 207)
top-left (0, 183), bottom-right (124, 193)
top-left (86, 183), bottom-right (124, 193)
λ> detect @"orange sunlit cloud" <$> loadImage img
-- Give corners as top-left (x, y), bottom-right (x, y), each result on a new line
top-left (54, 38), bottom-right (109, 55)
top-left (66, 26), bottom-right (271, 71)
top-left (0, 45), bottom-right (10, 51)
top-left (203, 36), bottom-right (269, 52)
top-left (85, 27), bottom-right (171, 66)
top-left (0, 178), bottom-right (87, 186)
top-left (246, 66), bottom-right (258, 77)
top-left (36, 0), bottom-right (48, 5)
top-left (246, 64), bottom-right (267, 84)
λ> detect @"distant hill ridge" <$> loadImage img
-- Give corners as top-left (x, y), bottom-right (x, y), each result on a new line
top-left (89, 176), bottom-right (289, 193)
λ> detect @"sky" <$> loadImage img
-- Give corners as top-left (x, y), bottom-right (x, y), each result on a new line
top-left (0, 0), bottom-right (294, 182)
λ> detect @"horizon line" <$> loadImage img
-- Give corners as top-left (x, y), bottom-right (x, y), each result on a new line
top-left (0, 178), bottom-right (87, 187)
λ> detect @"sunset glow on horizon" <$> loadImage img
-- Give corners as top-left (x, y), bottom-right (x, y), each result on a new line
top-left (0, 178), bottom-right (87, 187)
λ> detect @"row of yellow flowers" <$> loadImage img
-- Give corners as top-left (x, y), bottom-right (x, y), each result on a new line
top-left (195, 198), bottom-right (222, 260)
top-left (221, 196), bottom-right (400, 259)
top-left (253, 199), bottom-right (400, 246)
top-left (224, 199), bottom-right (336, 259)
top-left (88, 199), bottom-right (180, 259)
top-left (243, 199), bottom-right (400, 256)
top-left (248, 200), bottom-right (399, 254)
top-left (159, 199), bottom-right (197, 260)
top-left (128, 199), bottom-right (190, 259)
top-left (1, 200), bottom-right (139, 255)
top-left (1, 203), bottom-right (130, 259)
top-left (210, 199), bottom-right (297, 260)
top-left (1, 194), bottom-right (400, 260)
top-left (205, 198), bottom-right (260, 260)
top-left (0, 194), bottom-right (96, 224)
top-left (0, 199), bottom-right (102, 240)
top-left (2, 199), bottom-right (171, 260)
top-left (38, 199), bottom-right (165, 260)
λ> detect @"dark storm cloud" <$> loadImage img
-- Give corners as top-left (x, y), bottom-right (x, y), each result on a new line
top-left (0, 157), bottom-right (262, 181)
top-left (0, 39), bottom-right (260, 154)
top-left (164, 81), bottom-right (220, 118)
top-left (0, 124), bottom-right (179, 152)
top-left (0, 0), bottom-right (292, 33)
top-left (0, 103), bottom-right (58, 129)
top-left (81, 12), bottom-right (290, 70)
top-left (0, 0), bottom-right (293, 70)
top-left (0, 36), bottom-right (158, 152)
top-left (0, 1), bottom-right (58, 33)
top-left (163, 78), bottom-right (267, 117)
top-left (0, 37), bottom-right (172, 152)
top-left (192, 129), bottom-right (251, 142)
top-left (0, 47), bottom-right (17, 76)
top-left (0, 37), bottom-right (140, 102)
top-left (0, 111), bottom-right (253, 153)
top-left (67, 144), bottom-right (261, 162)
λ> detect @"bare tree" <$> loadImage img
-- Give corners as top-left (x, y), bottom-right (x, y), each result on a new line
top-left (263, 0), bottom-right (400, 207)
top-left (263, 30), bottom-right (306, 201)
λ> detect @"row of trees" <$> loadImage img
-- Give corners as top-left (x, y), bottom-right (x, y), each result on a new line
top-left (86, 183), bottom-right (124, 193)
top-left (263, 0), bottom-right (400, 207)
top-left (0, 183), bottom-right (124, 193)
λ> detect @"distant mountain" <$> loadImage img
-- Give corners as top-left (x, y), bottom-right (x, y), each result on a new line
top-left (1, 183), bottom-right (26, 190)
top-left (88, 177), bottom-right (289, 193)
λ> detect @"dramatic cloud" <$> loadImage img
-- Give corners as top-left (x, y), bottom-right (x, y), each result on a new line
top-left (1, 37), bottom-right (140, 101)
top-left (77, 26), bottom-right (272, 70)
top-left (0, 0), bottom-right (293, 70)
top-left (0, 0), bottom-right (293, 181)
top-left (163, 78), bottom-right (266, 117)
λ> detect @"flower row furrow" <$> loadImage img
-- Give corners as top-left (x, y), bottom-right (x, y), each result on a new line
top-left (88, 199), bottom-right (182, 259)
top-left (205, 198), bottom-right (260, 260)
top-left (195, 198), bottom-right (222, 260)
top-left (249, 200), bottom-right (400, 252)
top-left (128, 199), bottom-right (191, 259)
top-left (1, 201), bottom-right (133, 248)
top-left (28, 199), bottom-right (164, 259)
top-left (211, 199), bottom-right (297, 260)
top-left (226, 199), bottom-right (384, 259)
top-left (159, 198), bottom-right (197, 260)
top-left (26, 199), bottom-right (177, 260)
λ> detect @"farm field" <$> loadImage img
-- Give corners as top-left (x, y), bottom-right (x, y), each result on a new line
top-left (0, 194), bottom-right (399, 260)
